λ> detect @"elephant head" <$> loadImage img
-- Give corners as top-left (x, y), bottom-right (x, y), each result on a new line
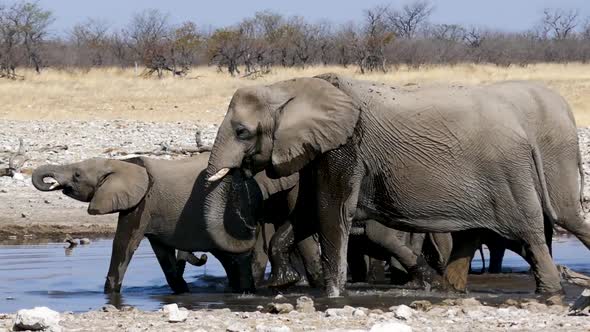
top-left (32, 158), bottom-right (149, 215)
top-left (206, 75), bottom-right (360, 181)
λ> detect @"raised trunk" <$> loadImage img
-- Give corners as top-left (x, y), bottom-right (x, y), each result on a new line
top-left (31, 164), bottom-right (66, 191)
top-left (203, 170), bottom-right (261, 254)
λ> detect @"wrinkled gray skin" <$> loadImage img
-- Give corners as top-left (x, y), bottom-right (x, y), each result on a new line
top-left (32, 153), bottom-right (299, 294)
top-left (206, 73), bottom-right (588, 297)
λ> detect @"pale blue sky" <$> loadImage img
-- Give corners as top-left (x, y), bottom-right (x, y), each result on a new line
top-left (31, 0), bottom-right (590, 35)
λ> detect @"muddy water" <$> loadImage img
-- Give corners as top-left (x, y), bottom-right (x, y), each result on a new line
top-left (0, 236), bottom-right (589, 313)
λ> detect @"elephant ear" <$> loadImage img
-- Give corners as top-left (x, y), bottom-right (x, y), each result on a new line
top-left (88, 160), bottom-right (149, 215)
top-left (270, 75), bottom-right (360, 177)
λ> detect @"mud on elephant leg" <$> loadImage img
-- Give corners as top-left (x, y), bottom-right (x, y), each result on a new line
top-left (147, 237), bottom-right (189, 294)
top-left (443, 231), bottom-right (481, 292)
top-left (267, 221), bottom-right (301, 289)
top-left (296, 234), bottom-right (324, 288)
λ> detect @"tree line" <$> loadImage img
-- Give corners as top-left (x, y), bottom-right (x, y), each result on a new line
top-left (3, 1), bottom-right (590, 78)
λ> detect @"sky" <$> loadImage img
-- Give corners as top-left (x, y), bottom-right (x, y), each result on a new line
top-left (31, 0), bottom-right (590, 36)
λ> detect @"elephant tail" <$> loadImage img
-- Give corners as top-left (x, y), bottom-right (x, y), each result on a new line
top-left (531, 146), bottom-right (558, 226)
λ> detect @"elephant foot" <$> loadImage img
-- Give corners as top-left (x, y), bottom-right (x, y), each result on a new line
top-left (268, 265), bottom-right (301, 289)
top-left (406, 257), bottom-right (443, 291)
top-left (170, 278), bottom-right (190, 294)
top-left (104, 277), bottom-right (121, 294)
top-left (443, 256), bottom-right (471, 292)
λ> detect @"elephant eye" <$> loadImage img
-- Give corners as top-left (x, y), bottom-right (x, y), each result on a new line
top-left (74, 171), bottom-right (81, 178)
top-left (235, 126), bottom-right (252, 140)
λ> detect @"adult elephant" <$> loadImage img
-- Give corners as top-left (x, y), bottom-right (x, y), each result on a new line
top-left (205, 73), bottom-right (587, 297)
top-left (32, 153), bottom-right (301, 294)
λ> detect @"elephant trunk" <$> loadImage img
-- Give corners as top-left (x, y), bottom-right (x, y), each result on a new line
top-left (203, 171), bottom-right (261, 254)
top-left (32, 164), bottom-right (66, 191)
top-left (206, 117), bottom-right (246, 182)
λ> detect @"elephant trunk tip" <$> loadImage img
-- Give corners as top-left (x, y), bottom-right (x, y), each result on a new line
top-left (32, 166), bottom-right (63, 191)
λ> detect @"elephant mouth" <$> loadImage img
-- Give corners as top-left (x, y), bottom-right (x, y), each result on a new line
top-left (42, 176), bottom-right (64, 191)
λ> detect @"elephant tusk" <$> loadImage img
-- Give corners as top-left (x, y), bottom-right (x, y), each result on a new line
top-left (48, 179), bottom-right (60, 190)
top-left (207, 168), bottom-right (230, 182)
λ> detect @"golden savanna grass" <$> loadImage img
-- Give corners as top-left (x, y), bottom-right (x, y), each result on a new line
top-left (2, 63), bottom-right (590, 125)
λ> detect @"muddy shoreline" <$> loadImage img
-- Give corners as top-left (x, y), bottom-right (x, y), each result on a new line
top-left (1, 293), bottom-right (589, 332)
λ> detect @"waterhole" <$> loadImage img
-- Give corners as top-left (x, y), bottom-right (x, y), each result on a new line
top-left (0, 236), bottom-right (588, 313)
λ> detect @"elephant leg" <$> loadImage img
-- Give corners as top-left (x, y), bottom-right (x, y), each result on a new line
top-left (487, 245), bottom-right (506, 274)
top-left (104, 210), bottom-right (146, 294)
top-left (443, 231), bottom-right (480, 292)
top-left (147, 237), bottom-right (189, 294)
top-left (267, 221), bottom-right (301, 288)
top-left (316, 168), bottom-right (362, 298)
top-left (213, 251), bottom-right (256, 293)
top-left (423, 233), bottom-right (452, 275)
top-left (520, 233), bottom-right (562, 294)
top-left (347, 237), bottom-right (369, 283)
top-left (367, 258), bottom-right (386, 284)
top-left (296, 233), bottom-right (323, 288)
top-left (388, 256), bottom-right (412, 285)
top-left (365, 221), bottom-right (439, 289)
top-left (523, 242), bottom-right (562, 294)
top-left (251, 223), bottom-right (273, 286)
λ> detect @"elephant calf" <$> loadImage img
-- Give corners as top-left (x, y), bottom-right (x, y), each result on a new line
top-left (32, 153), bottom-right (299, 294)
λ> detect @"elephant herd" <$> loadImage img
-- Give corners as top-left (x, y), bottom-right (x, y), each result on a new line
top-left (32, 73), bottom-right (590, 298)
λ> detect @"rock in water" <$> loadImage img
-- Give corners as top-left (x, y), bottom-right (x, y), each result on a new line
top-left (393, 305), bottom-right (414, 320)
top-left (163, 303), bottom-right (188, 322)
top-left (570, 288), bottom-right (590, 313)
top-left (13, 307), bottom-right (61, 332)
top-left (295, 296), bottom-right (315, 313)
top-left (370, 321), bottom-right (412, 332)
top-left (266, 303), bottom-right (294, 314)
top-left (410, 300), bottom-right (432, 312)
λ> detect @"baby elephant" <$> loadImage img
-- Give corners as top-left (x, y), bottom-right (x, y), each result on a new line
top-left (32, 153), bottom-right (298, 294)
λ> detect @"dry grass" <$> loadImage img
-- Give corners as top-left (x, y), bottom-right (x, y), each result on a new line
top-left (2, 63), bottom-right (590, 126)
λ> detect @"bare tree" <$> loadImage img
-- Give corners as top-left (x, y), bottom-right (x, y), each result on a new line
top-left (0, 1), bottom-right (53, 76)
top-left (429, 24), bottom-right (465, 42)
top-left (360, 6), bottom-right (394, 73)
top-left (70, 18), bottom-right (110, 66)
top-left (388, 0), bottom-right (433, 39)
top-left (541, 8), bottom-right (579, 40)
top-left (124, 9), bottom-right (172, 77)
top-left (169, 21), bottom-right (202, 75)
top-left (206, 27), bottom-right (246, 76)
